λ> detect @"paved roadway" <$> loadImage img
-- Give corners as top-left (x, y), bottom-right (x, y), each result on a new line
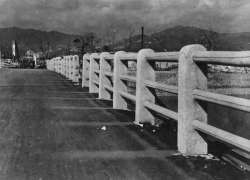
top-left (0, 69), bottom-right (247, 180)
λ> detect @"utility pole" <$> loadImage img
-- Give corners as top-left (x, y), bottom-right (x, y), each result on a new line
top-left (141, 26), bottom-right (144, 49)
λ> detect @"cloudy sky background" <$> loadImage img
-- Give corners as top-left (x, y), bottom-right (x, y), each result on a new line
top-left (0, 0), bottom-right (249, 36)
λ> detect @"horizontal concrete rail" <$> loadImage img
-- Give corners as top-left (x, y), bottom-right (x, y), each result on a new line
top-left (104, 84), bottom-right (113, 92)
top-left (193, 120), bottom-right (250, 152)
top-left (119, 91), bottom-right (136, 102)
top-left (193, 89), bottom-right (250, 112)
top-left (104, 71), bottom-right (114, 77)
top-left (104, 54), bottom-right (114, 60)
top-left (94, 69), bottom-right (100, 74)
top-left (93, 80), bottom-right (99, 85)
top-left (193, 51), bottom-right (250, 66)
top-left (144, 101), bottom-right (178, 121)
top-left (145, 52), bottom-right (179, 62)
top-left (119, 53), bottom-right (137, 61)
top-left (144, 80), bottom-right (178, 94)
top-left (119, 75), bottom-right (137, 82)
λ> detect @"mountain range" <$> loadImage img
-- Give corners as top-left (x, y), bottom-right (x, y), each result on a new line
top-left (1, 26), bottom-right (250, 58)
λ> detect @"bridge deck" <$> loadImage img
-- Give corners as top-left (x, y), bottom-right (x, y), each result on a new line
top-left (0, 69), bottom-right (246, 179)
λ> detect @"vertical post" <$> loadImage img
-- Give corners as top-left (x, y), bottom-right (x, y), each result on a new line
top-left (141, 26), bottom-right (144, 49)
top-left (82, 54), bottom-right (90, 88)
top-left (99, 52), bottom-right (112, 100)
top-left (61, 57), bottom-right (64, 75)
top-left (178, 44), bottom-right (207, 155)
top-left (69, 56), bottom-right (73, 80)
top-left (66, 56), bottom-right (69, 79)
top-left (113, 51), bottom-right (127, 109)
top-left (135, 49), bottom-right (155, 125)
top-left (73, 55), bottom-right (79, 83)
top-left (89, 53), bottom-right (100, 93)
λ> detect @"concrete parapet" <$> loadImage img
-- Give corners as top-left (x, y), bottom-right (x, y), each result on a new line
top-left (177, 44), bottom-right (208, 155)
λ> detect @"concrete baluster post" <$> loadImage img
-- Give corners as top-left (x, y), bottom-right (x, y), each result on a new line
top-left (69, 56), bottom-right (72, 80)
top-left (178, 44), bottom-right (207, 155)
top-left (67, 56), bottom-right (70, 79)
top-left (135, 49), bottom-right (155, 125)
top-left (99, 52), bottom-right (112, 100)
top-left (73, 55), bottom-right (79, 83)
top-left (64, 56), bottom-right (67, 77)
top-left (113, 51), bottom-right (127, 109)
top-left (61, 57), bottom-right (64, 75)
top-left (89, 53), bottom-right (100, 93)
top-left (66, 56), bottom-right (69, 79)
top-left (82, 54), bottom-right (90, 88)
top-left (59, 57), bottom-right (61, 74)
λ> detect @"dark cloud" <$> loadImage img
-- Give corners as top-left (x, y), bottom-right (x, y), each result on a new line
top-left (0, 0), bottom-right (249, 37)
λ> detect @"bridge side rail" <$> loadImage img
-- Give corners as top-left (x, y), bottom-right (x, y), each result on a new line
top-left (47, 46), bottom-right (250, 156)
top-left (179, 44), bottom-right (250, 155)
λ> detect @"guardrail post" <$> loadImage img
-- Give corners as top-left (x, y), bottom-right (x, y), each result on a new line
top-left (135, 49), bottom-right (155, 125)
top-left (113, 51), bottom-right (127, 109)
top-left (178, 44), bottom-right (207, 155)
top-left (67, 56), bottom-right (70, 78)
top-left (64, 56), bottom-right (67, 77)
top-left (61, 57), bottom-right (64, 75)
top-left (82, 54), bottom-right (90, 88)
top-left (89, 53), bottom-right (100, 93)
top-left (69, 56), bottom-right (73, 80)
top-left (99, 52), bottom-right (112, 100)
top-left (73, 55), bottom-right (79, 83)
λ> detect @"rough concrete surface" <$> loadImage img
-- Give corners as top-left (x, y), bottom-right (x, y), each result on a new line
top-left (0, 69), bottom-right (248, 180)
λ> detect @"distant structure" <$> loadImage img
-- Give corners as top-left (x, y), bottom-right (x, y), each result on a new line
top-left (12, 40), bottom-right (19, 62)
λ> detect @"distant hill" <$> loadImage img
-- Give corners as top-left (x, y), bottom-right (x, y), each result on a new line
top-left (113, 25), bottom-right (250, 52)
top-left (1, 26), bottom-right (250, 59)
top-left (0, 27), bottom-right (78, 58)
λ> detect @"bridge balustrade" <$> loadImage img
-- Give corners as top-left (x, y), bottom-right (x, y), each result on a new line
top-left (46, 44), bottom-right (250, 156)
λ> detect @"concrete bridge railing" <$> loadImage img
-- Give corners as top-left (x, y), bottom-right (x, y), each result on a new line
top-left (46, 44), bottom-right (250, 156)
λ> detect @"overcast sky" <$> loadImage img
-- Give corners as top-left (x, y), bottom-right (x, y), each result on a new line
top-left (0, 0), bottom-right (249, 36)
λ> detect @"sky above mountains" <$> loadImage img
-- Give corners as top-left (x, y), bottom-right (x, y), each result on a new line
top-left (0, 0), bottom-right (249, 36)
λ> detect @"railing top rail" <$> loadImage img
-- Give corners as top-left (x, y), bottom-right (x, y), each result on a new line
top-left (193, 89), bottom-right (250, 113)
top-left (90, 53), bottom-right (101, 60)
top-left (83, 54), bottom-right (90, 60)
top-left (193, 120), bottom-right (250, 152)
top-left (103, 54), bottom-right (114, 60)
top-left (146, 52), bottom-right (179, 62)
top-left (193, 51), bottom-right (250, 66)
top-left (144, 80), bottom-right (178, 94)
top-left (119, 53), bottom-right (137, 61)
